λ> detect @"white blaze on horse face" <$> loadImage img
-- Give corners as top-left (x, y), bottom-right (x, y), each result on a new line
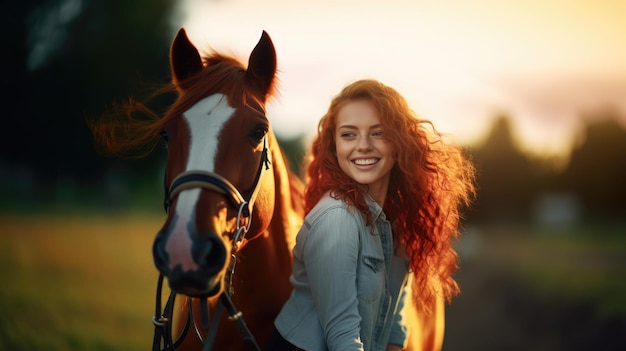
top-left (184, 94), bottom-right (235, 171)
top-left (166, 94), bottom-right (235, 272)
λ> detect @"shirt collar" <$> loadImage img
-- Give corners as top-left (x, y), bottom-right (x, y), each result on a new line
top-left (365, 194), bottom-right (385, 221)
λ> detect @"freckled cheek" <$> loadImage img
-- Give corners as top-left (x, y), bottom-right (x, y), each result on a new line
top-left (335, 150), bottom-right (353, 176)
top-left (335, 147), bottom-right (352, 171)
top-left (334, 141), bottom-right (351, 159)
top-left (377, 140), bottom-right (396, 159)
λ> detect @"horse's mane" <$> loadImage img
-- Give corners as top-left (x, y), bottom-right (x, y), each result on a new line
top-left (89, 52), bottom-right (277, 158)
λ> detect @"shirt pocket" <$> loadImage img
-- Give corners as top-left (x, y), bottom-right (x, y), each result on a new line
top-left (363, 255), bottom-right (384, 273)
top-left (358, 255), bottom-right (385, 303)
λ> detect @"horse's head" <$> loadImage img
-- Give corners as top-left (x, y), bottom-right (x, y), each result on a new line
top-left (152, 28), bottom-right (279, 297)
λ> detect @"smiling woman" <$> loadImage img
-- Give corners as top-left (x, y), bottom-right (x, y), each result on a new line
top-left (265, 79), bottom-right (476, 351)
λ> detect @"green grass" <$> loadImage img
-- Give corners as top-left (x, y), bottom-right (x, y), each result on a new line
top-left (0, 214), bottom-right (624, 350)
top-left (0, 214), bottom-right (163, 351)
top-left (473, 224), bottom-right (626, 317)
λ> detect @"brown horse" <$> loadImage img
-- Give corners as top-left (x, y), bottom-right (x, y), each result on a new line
top-left (92, 28), bottom-right (445, 351)
top-left (148, 28), bottom-right (306, 351)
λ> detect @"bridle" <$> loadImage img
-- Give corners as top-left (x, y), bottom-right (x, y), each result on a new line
top-left (152, 135), bottom-right (270, 351)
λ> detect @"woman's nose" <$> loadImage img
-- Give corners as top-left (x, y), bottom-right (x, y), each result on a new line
top-left (357, 135), bottom-right (373, 151)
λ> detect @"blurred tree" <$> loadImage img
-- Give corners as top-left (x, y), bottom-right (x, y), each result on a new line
top-left (1, 2), bottom-right (45, 200)
top-left (2, 0), bottom-right (180, 196)
top-left (469, 114), bottom-right (536, 223)
top-left (561, 113), bottom-right (626, 221)
top-left (276, 134), bottom-right (307, 178)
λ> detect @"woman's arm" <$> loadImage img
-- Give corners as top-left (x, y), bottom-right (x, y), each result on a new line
top-left (303, 207), bottom-right (363, 350)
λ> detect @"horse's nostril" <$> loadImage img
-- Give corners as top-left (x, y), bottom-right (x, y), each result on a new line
top-left (193, 234), bottom-right (228, 275)
top-left (152, 232), bottom-right (169, 272)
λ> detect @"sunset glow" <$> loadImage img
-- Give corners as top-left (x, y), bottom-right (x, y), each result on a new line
top-left (181, 0), bottom-right (626, 156)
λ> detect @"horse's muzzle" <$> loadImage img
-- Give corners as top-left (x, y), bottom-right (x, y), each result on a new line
top-left (152, 230), bottom-right (228, 297)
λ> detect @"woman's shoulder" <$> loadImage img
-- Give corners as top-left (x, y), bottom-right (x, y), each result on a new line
top-left (300, 193), bottom-right (364, 253)
top-left (310, 192), bottom-right (344, 208)
top-left (308, 193), bottom-right (352, 217)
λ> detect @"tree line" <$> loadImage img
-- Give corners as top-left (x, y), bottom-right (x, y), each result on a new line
top-left (466, 112), bottom-right (626, 224)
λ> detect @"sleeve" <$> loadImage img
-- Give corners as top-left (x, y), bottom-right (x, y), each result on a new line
top-left (302, 207), bottom-right (364, 351)
top-left (388, 278), bottom-right (410, 347)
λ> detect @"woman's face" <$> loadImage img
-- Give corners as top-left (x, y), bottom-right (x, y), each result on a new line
top-left (335, 99), bottom-right (395, 203)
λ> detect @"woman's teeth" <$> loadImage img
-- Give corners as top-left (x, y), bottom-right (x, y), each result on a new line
top-left (353, 158), bottom-right (378, 166)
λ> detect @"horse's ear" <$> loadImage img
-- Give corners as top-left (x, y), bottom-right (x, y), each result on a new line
top-left (246, 31), bottom-right (277, 101)
top-left (170, 28), bottom-right (203, 90)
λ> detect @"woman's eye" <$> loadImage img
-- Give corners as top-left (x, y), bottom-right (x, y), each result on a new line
top-left (340, 132), bottom-right (356, 138)
top-left (372, 130), bottom-right (384, 138)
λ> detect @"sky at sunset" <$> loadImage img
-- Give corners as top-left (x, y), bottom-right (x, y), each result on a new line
top-left (180, 0), bottom-right (626, 156)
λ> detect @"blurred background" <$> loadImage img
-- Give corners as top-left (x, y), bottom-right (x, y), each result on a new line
top-left (1, 0), bottom-right (625, 350)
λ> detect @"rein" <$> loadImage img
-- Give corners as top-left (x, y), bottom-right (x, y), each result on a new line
top-left (152, 137), bottom-right (270, 351)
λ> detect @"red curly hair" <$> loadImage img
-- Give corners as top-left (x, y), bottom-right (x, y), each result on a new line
top-left (304, 79), bottom-right (475, 313)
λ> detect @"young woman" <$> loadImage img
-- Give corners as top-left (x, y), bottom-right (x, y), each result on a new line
top-left (264, 79), bottom-right (475, 351)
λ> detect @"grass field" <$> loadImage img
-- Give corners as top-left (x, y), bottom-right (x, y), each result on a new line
top-left (465, 224), bottom-right (626, 316)
top-left (0, 213), bottom-right (624, 350)
top-left (0, 213), bottom-right (162, 351)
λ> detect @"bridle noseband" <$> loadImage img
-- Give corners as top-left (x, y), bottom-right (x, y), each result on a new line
top-left (153, 137), bottom-right (270, 351)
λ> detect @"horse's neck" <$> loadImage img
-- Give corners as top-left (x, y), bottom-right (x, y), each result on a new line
top-left (268, 134), bottom-right (305, 249)
top-left (216, 142), bottom-right (302, 319)
top-left (228, 139), bottom-right (304, 291)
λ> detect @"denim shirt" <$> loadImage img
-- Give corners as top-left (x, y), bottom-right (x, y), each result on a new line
top-left (274, 193), bottom-right (410, 351)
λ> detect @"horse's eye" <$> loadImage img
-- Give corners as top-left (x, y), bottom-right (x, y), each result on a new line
top-left (252, 126), bottom-right (268, 142)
